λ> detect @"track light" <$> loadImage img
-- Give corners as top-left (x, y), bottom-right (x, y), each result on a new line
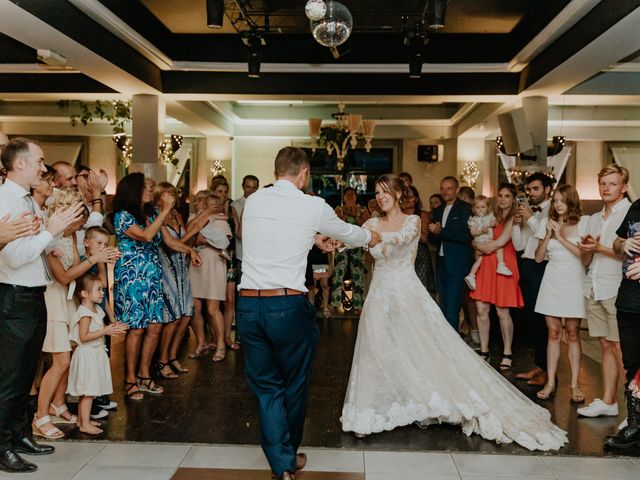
top-left (409, 54), bottom-right (422, 79)
top-left (206, 0), bottom-right (224, 28)
top-left (427, 0), bottom-right (448, 30)
top-left (246, 30), bottom-right (262, 78)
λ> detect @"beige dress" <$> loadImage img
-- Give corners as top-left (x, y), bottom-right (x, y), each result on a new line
top-left (42, 235), bottom-right (76, 353)
top-left (189, 218), bottom-right (231, 300)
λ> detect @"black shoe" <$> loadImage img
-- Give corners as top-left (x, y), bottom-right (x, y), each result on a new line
top-left (94, 396), bottom-right (118, 410)
top-left (12, 436), bottom-right (55, 456)
top-left (604, 426), bottom-right (640, 449)
top-left (0, 450), bottom-right (38, 473)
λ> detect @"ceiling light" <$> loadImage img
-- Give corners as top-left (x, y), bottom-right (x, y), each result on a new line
top-left (247, 30), bottom-right (262, 78)
top-left (206, 0), bottom-right (224, 28)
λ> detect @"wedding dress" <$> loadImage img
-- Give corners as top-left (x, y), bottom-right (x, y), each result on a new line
top-left (340, 215), bottom-right (567, 451)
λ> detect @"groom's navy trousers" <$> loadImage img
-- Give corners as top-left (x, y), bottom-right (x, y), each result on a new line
top-left (237, 293), bottom-right (320, 477)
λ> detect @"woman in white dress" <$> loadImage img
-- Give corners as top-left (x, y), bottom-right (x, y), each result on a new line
top-left (340, 175), bottom-right (567, 451)
top-left (534, 185), bottom-right (589, 403)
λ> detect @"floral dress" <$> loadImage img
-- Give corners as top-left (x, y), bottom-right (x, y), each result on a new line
top-left (330, 205), bottom-right (367, 311)
top-left (114, 211), bottom-right (164, 329)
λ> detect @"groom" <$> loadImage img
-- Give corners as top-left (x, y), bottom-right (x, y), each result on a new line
top-left (237, 147), bottom-right (380, 480)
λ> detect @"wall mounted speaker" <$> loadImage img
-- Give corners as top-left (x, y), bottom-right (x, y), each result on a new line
top-left (417, 144), bottom-right (443, 162)
top-left (498, 108), bottom-right (533, 154)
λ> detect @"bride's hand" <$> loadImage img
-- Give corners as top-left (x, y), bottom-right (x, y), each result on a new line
top-left (314, 234), bottom-right (336, 252)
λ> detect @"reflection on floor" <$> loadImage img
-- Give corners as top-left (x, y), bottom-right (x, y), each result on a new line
top-left (58, 316), bottom-right (638, 458)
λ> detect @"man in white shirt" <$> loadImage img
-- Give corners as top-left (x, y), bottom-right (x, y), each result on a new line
top-left (0, 138), bottom-right (82, 473)
top-left (511, 173), bottom-right (553, 386)
top-left (238, 147), bottom-right (379, 480)
top-left (230, 174), bottom-right (259, 282)
top-left (577, 165), bottom-right (631, 418)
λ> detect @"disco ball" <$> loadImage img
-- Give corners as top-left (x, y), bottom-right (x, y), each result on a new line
top-left (305, 0), bottom-right (326, 22)
top-left (311, 0), bottom-right (353, 48)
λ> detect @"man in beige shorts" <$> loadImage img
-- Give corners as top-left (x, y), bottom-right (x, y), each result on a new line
top-left (578, 164), bottom-right (631, 417)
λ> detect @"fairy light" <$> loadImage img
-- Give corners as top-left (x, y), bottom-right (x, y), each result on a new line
top-left (210, 160), bottom-right (226, 176)
top-left (461, 161), bottom-right (480, 187)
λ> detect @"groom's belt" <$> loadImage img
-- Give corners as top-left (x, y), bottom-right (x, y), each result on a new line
top-left (240, 288), bottom-right (305, 297)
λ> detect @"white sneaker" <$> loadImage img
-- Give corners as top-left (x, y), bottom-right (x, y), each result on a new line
top-left (464, 274), bottom-right (476, 291)
top-left (496, 262), bottom-right (513, 276)
top-left (577, 398), bottom-right (619, 417)
top-left (619, 418), bottom-right (628, 431)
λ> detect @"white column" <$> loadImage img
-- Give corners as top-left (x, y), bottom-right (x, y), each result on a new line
top-left (522, 96), bottom-right (548, 165)
top-left (129, 94), bottom-right (166, 181)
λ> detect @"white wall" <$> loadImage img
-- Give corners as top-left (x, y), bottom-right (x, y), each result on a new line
top-left (232, 138), bottom-right (291, 197)
top-left (402, 138), bottom-right (457, 203)
top-left (575, 141), bottom-right (605, 200)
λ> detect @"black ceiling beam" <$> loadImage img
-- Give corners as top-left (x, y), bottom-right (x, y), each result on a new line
top-left (0, 74), bottom-right (117, 93)
top-left (9, 0), bottom-right (163, 92)
top-left (0, 34), bottom-right (36, 63)
top-left (161, 71), bottom-right (519, 96)
top-left (520, 0), bottom-right (640, 92)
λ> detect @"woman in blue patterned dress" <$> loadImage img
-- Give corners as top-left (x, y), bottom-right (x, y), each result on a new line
top-left (153, 182), bottom-right (202, 378)
top-left (112, 173), bottom-right (174, 400)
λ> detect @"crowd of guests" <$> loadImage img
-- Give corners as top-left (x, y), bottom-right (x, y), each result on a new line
top-left (0, 135), bottom-right (639, 473)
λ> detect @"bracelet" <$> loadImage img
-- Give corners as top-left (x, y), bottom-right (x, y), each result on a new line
top-left (86, 257), bottom-right (94, 266)
top-left (92, 198), bottom-right (103, 203)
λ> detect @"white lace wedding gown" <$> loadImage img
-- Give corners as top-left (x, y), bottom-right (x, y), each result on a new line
top-left (340, 215), bottom-right (567, 451)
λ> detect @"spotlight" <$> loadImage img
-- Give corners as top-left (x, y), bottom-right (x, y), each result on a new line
top-left (409, 54), bottom-right (422, 79)
top-left (427, 0), bottom-right (448, 30)
top-left (247, 31), bottom-right (261, 78)
top-left (206, 0), bottom-right (224, 28)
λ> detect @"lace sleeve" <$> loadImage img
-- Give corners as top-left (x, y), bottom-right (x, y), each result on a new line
top-left (382, 215), bottom-right (420, 246)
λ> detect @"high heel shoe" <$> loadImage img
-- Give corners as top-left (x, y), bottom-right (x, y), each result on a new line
top-left (536, 382), bottom-right (556, 400)
top-left (499, 354), bottom-right (513, 371)
top-left (479, 351), bottom-right (490, 363)
top-left (570, 385), bottom-right (585, 403)
top-left (156, 362), bottom-right (178, 379)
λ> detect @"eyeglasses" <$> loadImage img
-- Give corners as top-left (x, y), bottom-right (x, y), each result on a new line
top-left (75, 173), bottom-right (89, 180)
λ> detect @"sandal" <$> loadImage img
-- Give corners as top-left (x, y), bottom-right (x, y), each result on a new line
top-left (212, 347), bottom-right (226, 362)
top-left (124, 382), bottom-right (144, 401)
top-left (479, 351), bottom-right (491, 363)
top-left (536, 382), bottom-right (556, 400)
top-left (32, 415), bottom-right (64, 439)
top-left (137, 376), bottom-right (164, 395)
top-left (49, 403), bottom-right (77, 424)
top-left (323, 307), bottom-right (332, 318)
top-left (570, 385), bottom-right (585, 403)
top-left (188, 345), bottom-right (208, 358)
top-left (499, 354), bottom-right (513, 371)
top-left (225, 340), bottom-right (240, 351)
top-left (169, 358), bottom-right (189, 373)
top-left (156, 362), bottom-right (178, 379)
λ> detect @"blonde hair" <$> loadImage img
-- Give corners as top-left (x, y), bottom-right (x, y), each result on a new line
top-left (473, 195), bottom-right (491, 211)
top-left (598, 164), bottom-right (629, 184)
top-left (153, 181), bottom-right (178, 204)
top-left (48, 187), bottom-right (83, 216)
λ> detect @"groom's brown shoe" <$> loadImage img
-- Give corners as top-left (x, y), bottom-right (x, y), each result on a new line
top-left (527, 372), bottom-right (548, 386)
top-left (516, 367), bottom-right (543, 380)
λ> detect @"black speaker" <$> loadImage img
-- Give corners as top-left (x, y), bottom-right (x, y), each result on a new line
top-left (417, 145), bottom-right (440, 162)
top-left (498, 108), bottom-right (533, 154)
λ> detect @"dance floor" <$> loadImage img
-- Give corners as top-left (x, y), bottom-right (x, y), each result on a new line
top-left (60, 315), bottom-right (638, 458)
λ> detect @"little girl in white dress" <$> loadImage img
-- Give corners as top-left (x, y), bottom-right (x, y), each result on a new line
top-left (67, 273), bottom-right (128, 434)
top-left (465, 196), bottom-right (512, 290)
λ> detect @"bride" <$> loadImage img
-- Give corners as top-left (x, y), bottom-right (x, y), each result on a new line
top-left (340, 174), bottom-right (567, 451)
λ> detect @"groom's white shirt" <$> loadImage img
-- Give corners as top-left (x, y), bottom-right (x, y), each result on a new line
top-left (239, 179), bottom-right (371, 292)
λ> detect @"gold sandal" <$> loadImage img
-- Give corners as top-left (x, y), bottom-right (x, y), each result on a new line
top-left (212, 347), bottom-right (226, 362)
top-left (570, 385), bottom-right (585, 403)
top-left (32, 415), bottom-right (64, 440)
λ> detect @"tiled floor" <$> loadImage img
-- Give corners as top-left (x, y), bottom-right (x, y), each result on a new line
top-left (1, 442), bottom-right (639, 480)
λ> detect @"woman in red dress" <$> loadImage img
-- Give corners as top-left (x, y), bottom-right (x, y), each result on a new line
top-left (471, 184), bottom-right (524, 370)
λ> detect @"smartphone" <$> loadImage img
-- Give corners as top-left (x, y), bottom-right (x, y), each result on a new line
top-left (516, 194), bottom-right (527, 206)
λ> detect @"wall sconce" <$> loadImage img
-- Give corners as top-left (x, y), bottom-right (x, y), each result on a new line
top-left (210, 160), bottom-right (226, 176)
top-left (461, 161), bottom-right (479, 188)
top-left (159, 135), bottom-right (183, 166)
top-left (112, 133), bottom-right (133, 167)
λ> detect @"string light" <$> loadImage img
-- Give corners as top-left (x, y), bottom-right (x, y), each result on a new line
top-left (210, 160), bottom-right (226, 176)
top-left (461, 161), bottom-right (479, 187)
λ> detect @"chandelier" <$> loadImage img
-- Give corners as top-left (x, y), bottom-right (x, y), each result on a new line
top-left (308, 103), bottom-right (376, 171)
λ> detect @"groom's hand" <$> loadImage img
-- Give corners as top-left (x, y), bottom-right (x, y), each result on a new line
top-left (314, 234), bottom-right (335, 252)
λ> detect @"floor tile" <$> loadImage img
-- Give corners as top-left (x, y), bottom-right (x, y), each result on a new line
top-left (542, 456), bottom-right (640, 479)
top-left (0, 464), bottom-right (80, 480)
top-left (71, 465), bottom-right (176, 480)
top-left (34, 442), bottom-right (105, 467)
top-left (172, 468), bottom-right (364, 480)
top-left (364, 451), bottom-right (458, 475)
top-left (303, 448), bottom-right (364, 472)
top-left (180, 445), bottom-right (270, 469)
top-left (365, 474), bottom-right (460, 480)
top-left (452, 453), bottom-right (553, 477)
top-left (88, 443), bottom-right (190, 468)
